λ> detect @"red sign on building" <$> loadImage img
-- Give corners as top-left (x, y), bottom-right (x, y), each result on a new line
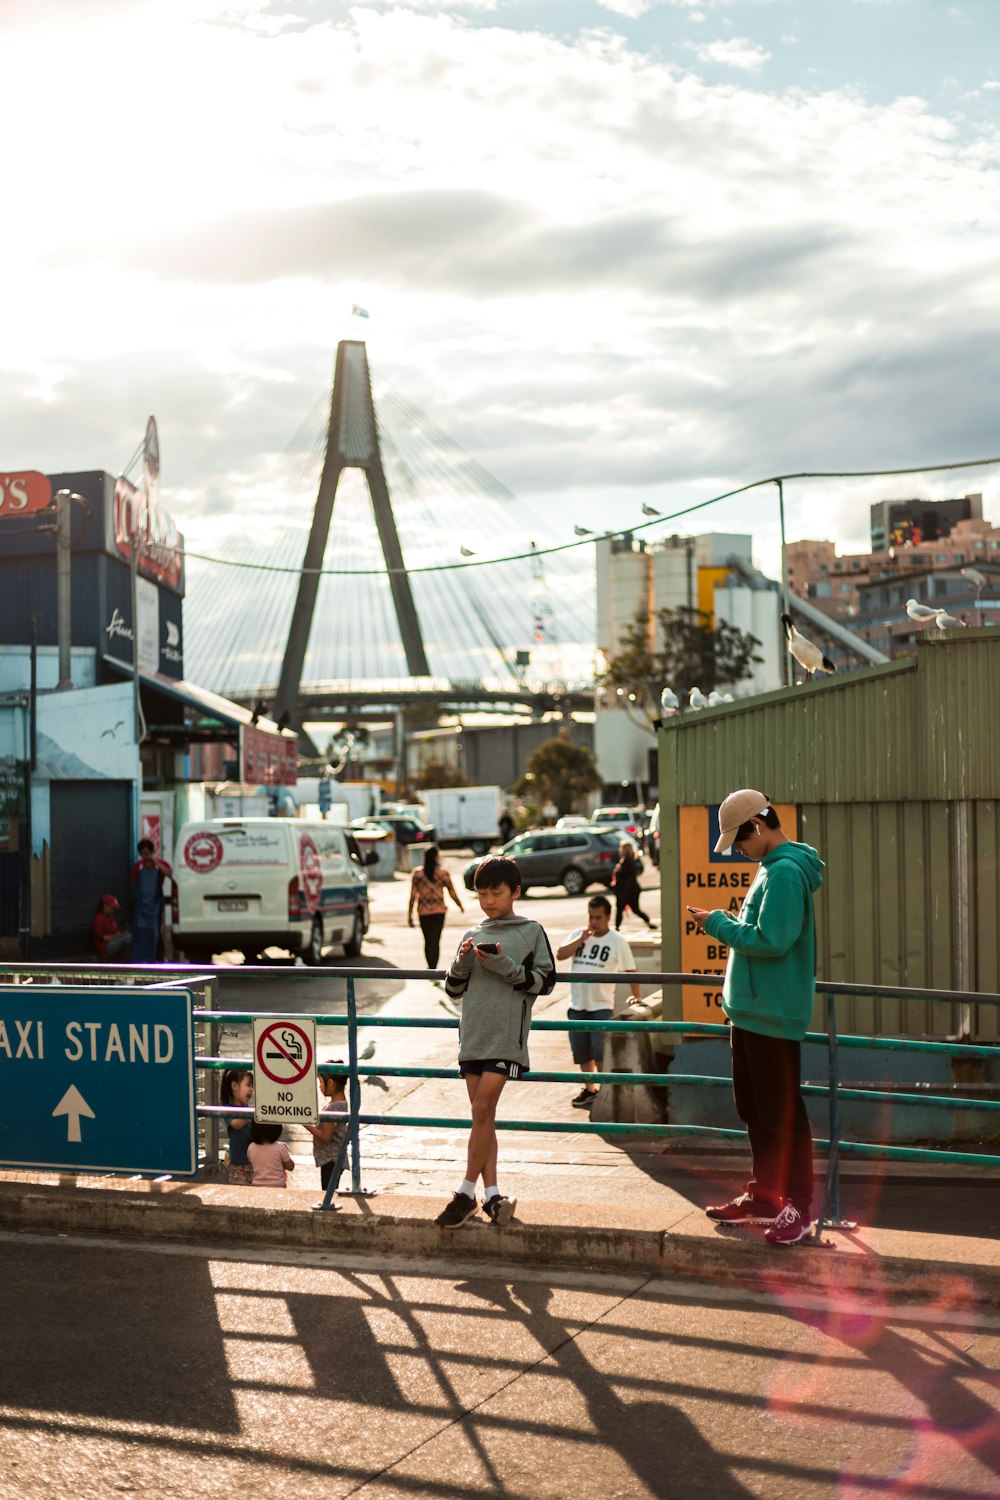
top-left (240, 724), bottom-right (298, 785)
top-left (0, 471), bottom-right (52, 517)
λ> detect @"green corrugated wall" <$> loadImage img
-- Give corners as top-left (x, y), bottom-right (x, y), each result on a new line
top-left (658, 630), bottom-right (1000, 1036)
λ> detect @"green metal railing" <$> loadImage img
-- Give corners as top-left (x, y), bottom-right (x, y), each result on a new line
top-left (191, 966), bottom-right (1000, 1235)
top-left (3, 962), bottom-right (999, 1237)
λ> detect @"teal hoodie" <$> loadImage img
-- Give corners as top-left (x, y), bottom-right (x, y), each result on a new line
top-left (703, 841), bottom-right (824, 1041)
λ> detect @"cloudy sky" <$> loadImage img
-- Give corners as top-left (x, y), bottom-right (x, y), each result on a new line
top-left (4, 0), bottom-right (1000, 683)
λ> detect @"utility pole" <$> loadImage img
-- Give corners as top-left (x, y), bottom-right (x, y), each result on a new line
top-left (54, 488), bottom-right (75, 689)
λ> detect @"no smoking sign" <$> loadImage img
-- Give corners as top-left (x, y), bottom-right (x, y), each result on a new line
top-left (252, 1018), bottom-right (318, 1123)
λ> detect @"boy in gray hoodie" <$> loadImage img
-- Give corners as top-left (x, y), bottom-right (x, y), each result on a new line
top-left (436, 855), bottom-right (555, 1229)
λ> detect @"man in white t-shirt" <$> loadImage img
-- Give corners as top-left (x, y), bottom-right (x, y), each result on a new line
top-left (555, 894), bottom-right (642, 1110)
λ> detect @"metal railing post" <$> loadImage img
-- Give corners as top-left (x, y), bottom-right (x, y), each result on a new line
top-left (818, 991), bottom-right (855, 1233)
top-left (346, 974), bottom-right (364, 1194)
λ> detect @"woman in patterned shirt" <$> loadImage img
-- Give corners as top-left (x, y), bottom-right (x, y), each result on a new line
top-left (408, 844), bottom-right (464, 970)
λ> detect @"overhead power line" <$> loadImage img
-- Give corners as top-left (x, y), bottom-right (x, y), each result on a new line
top-left (181, 452), bottom-right (1000, 579)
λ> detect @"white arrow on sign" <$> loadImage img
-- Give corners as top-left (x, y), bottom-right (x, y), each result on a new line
top-left (52, 1085), bottom-right (96, 1143)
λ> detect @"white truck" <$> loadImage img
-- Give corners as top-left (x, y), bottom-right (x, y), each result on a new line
top-left (420, 786), bottom-right (502, 854)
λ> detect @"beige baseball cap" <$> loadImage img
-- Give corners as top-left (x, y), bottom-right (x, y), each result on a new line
top-left (714, 789), bottom-right (771, 853)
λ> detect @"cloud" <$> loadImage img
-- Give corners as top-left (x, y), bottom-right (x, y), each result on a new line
top-left (597, 0), bottom-right (655, 16)
top-left (3, 0), bottom-right (1000, 649)
top-left (690, 36), bottom-right (771, 70)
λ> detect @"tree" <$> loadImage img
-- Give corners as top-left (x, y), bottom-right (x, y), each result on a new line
top-left (599, 606), bottom-right (763, 721)
top-left (512, 737), bottom-right (601, 816)
top-left (323, 724), bottom-right (371, 774)
top-left (413, 759), bottom-right (468, 791)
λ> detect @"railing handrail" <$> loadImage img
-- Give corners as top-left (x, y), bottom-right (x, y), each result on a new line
top-left (4, 962), bottom-right (1000, 1009)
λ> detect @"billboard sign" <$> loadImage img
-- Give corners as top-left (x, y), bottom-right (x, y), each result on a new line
top-left (0, 471), bottom-right (51, 517)
top-left (679, 802), bottom-right (798, 1022)
top-left (240, 724), bottom-right (298, 786)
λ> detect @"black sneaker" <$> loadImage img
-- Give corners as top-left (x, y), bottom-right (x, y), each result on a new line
top-left (571, 1087), bottom-right (598, 1109)
top-left (482, 1194), bottom-right (517, 1226)
top-left (705, 1192), bottom-right (778, 1225)
top-left (435, 1191), bottom-right (479, 1229)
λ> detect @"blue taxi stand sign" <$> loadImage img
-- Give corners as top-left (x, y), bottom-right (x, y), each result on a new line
top-left (0, 985), bottom-right (197, 1177)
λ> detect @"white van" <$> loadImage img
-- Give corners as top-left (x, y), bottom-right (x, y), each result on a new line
top-left (171, 818), bottom-right (372, 965)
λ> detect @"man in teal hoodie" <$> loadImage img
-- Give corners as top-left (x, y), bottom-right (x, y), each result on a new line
top-left (688, 789), bottom-right (824, 1247)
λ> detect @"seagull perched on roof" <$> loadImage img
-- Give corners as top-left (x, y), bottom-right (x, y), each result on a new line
top-left (641, 503), bottom-right (661, 517)
top-left (573, 524), bottom-right (592, 537)
top-left (660, 687), bottom-right (679, 716)
top-left (906, 598), bottom-right (940, 627)
top-left (961, 566), bottom-right (988, 597)
top-left (688, 687), bottom-right (709, 710)
top-left (935, 608), bottom-right (967, 629)
top-left (459, 546), bottom-right (475, 557)
top-left (781, 614), bottom-right (836, 682)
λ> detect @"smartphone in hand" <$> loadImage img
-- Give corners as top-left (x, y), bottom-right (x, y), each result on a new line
top-left (477, 942), bottom-right (500, 954)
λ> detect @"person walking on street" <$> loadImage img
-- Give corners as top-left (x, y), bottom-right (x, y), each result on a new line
top-left (130, 838), bottom-right (172, 963)
top-left (687, 789), bottom-right (824, 1247)
top-left (498, 807), bottom-right (515, 845)
top-left (555, 894), bottom-right (641, 1110)
top-left (408, 844), bottom-right (464, 971)
top-left (612, 837), bottom-right (651, 930)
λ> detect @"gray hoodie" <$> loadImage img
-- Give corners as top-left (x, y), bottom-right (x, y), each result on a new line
top-left (445, 914), bottom-right (555, 1067)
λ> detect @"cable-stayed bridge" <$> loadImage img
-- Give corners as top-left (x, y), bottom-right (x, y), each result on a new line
top-left (182, 342), bottom-right (596, 728)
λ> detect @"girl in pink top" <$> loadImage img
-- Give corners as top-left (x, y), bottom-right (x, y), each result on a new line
top-left (248, 1123), bottom-right (295, 1187)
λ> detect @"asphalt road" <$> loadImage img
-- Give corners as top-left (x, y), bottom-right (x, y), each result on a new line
top-left (0, 1231), bottom-right (997, 1499)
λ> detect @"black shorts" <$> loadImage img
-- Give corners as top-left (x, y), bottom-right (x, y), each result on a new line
top-left (459, 1059), bottom-right (526, 1080)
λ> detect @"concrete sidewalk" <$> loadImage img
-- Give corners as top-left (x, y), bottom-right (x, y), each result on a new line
top-left (0, 1170), bottom-right (997, 1309)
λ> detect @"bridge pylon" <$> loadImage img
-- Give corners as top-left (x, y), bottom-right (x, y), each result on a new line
top-left (272, 341), bottom-right (430, 730)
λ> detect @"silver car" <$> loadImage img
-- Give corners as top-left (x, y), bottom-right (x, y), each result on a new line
top-left (462, 828), bottom-right (621, 895)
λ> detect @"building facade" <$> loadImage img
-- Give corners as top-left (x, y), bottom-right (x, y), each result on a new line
top-left (594, 530), bottom-right (783, 787)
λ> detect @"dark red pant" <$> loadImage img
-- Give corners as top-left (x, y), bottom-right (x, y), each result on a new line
top-left (731, 1025), bottom-right (813, 1217)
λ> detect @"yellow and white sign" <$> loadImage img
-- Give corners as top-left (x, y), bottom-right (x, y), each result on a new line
top-left (679, 803), bottom-right (798, 1022)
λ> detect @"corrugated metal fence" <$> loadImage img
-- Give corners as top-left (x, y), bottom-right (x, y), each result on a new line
top-left (659, 629), bottom-right (1000, 1036)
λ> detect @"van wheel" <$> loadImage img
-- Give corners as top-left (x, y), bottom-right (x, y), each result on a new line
top-left (303, 916), bottom-right (323, 966)
top-left (343, 911), bottom-right (364, 959)
top-left (563, 868), bottom-right (587, 896)
top-left (471, 840), bottom-right (488, 856)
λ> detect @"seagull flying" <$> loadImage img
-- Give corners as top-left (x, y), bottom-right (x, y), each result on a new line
top-left (459, 546), bottom-right (475, 557)
top-left (935, 609), bottom-right (967, 629)
top-left (906, 598), bottom-right (940, 626)
top-left (688, 687), bottom-right (709, 710)
top-left (781, 614), bottom-right (835, 681)
top-left (573, 525), bottom-right (592, 537)
top-left (659, 687), bottom-right (679, 716)
top-left (641, 503), bottom-right (661, 517)
top-left (961, 567), bottom-right (988, 596)
top-left (359, 1040), bottom-right (376, 1061)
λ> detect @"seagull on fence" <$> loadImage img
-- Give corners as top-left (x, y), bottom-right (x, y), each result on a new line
top-left (781, 614), bottom-right (836, 681)
top-left (906, 598), bottom-right (940, 626)
top-left (935, 608), bottom-right (967, 629)
top-left (688, 686), bottom-right (709, 710)
top-left (573, 524), bottom-right (593, 537)
top-left (961, 566), bottom-right (988, 597)
top-left (660, 687), bottom-right (679, 716)
top-left (707, 691), bottom-right (723, 706)
top-left (459, 545), bottom-right (475, 557)
top-left (641, 503), bottom-right (661, 517)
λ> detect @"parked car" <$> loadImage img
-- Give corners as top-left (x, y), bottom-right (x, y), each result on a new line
top-left (351, 814), bottom-right (437, 846)
top-left (554, 814), bottom-right (590, 830)
top-left (172, 818), bottom-right (373, 965)
top-left (591, 806), bottom-right (646, 841)
top-left (462, 827), bottom-right (621, 895)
